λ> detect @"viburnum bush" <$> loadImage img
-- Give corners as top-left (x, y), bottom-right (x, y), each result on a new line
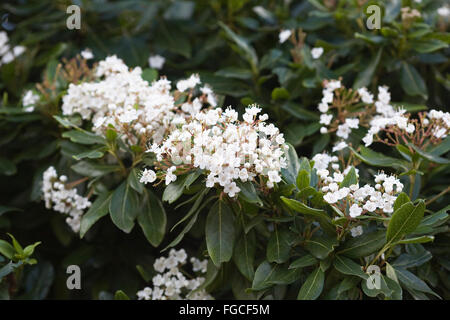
top-left (0, 0), bottom-right (449, 300)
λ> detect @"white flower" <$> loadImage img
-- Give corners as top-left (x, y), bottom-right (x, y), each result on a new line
top-left (268, 170), bottom-right (281, 183)
top-left (177, 74), bottom-right (201, 92)
top-left (81, 48), bottom-right (94, 60)
top-left (350, 226), bottom-right (363, 237)
top-left (320, 114), bottom-right (333, 126)
top-left (332, 141), bottom-right (348, 152)
top-left (437, 6), bottom-right (450, 17)
top-left (279, 29), bottom-right (292, 43)
top-left (148, 54), bottom-right (165, 70)
top-left (140, 169), bottom-right (157, 184)
top-left (318, 102), bottom-right (329, 113)
top-left (311, 47), bottom-right (324, 59)
top-left (349, 204), bottom-right (363, 218)
top-left (22, 90), bottom-right (39, 112)
top-left (357, 87), bottom-right (374, 104)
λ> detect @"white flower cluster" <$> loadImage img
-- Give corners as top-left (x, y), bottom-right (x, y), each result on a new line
top-left (315, 160), bottom-right (403, 217)
top-left (148, 105), bottom-right (288, 197)
top-left (61, 56), bottom-right (215, 146)
top-left (426, 109), bottom-right (450, 139)
top-left (318, 80), bottom-right (359, 150)
top-left (317, 83), bottom-right (430, 149)
top-left (22, 90), bottom-right (40, 112)
top-left (361, 86), bottom-right (416, 147)
top-left (0, 31), bottom-right (25, 66)
top-left (363, 107), bottom-right (450, 147)
top-left (42, 167), bottom-right (91, 232)
top-left (62, 55), bottom-right (175, 144)
top-left (136, 249), bottom-right (212, 300)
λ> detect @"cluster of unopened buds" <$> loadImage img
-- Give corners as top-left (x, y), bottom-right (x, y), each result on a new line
top-left (141, 105), bottom-right (288, 197)
top-left (41, 167), bottom-right (91, 232)
top-left (136, 249), bottom-right (212, 300)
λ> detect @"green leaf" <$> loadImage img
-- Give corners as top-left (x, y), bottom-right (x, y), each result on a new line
top-left (395, 267), bottom-right (440, 298)
top-left (218, 21), bottom-right (258, 73)
top-left (23, 242), bottom-right (41, 257)
top-left (281, 102), bottom-right (319, 121)
top-left (0, 261), bottom-right (22, 279)
top-left (162, 175), bottom-right (187, 204)
top-left (267, 226), bottom-right (292, 264)
top-left (411, 39), bottom-right (448, 53)
top-left (392, 250), bottom-right (432, 269)
top-left (297, 267), bottom-right (324, 300)
top-left (267, 264), bottom-right (301, 285)
top-left (386, 200), bottom-right (425, 244)
top-left (53, 115), bottom-right (78, 129)
top-left (281, 197), bottom-right (335, 234)
top-left (400, 62), bottom-right (427, 98)
top-left (236, 181), bottom-right (262, 206)
top-left (393, 192), bottom-right (411, 211)
top-left (80, 192), bottom-right (112, 238)
top-left (350, 146), bottom-right (409, 170)
top-left (338, 230), bottom-right (386, 259)
top-left (0, 206), bottom-right (22, 217)
top-left (114, 290), bottom-right (130, 300)
top-left (296, 170), bottom-right (310, 190)
top-left (408, 143), bottom-right (450, 164)
top-left (353, 48), bottom-right (382, 89)
top-left (7, 233), bottom-right (23, 255)
top-left (281, 197), bottom-right (327, 217)
top-left (271, 87), bottom-right (290, 100)
top-left (127, 168), bottom-right (144, 194)
top-left (289, 254), bottom-right (318, 269)
top-left (252, 261), bottom-right (274, 291)
top-left (233, 230), bottom-right (256, 281)
top-left (0, 157), bottom-right (17, 176)
top-left (361, 274), bottom-right (393, 298)
top-left (333, 255), bottom-right (367, 280)
top-left (62, 130), bottom-right (106, 145)
top-left (205, 200), bottom-right (236, 266)
top-left (22, 261), bottom-right (54, 300)
top-left (72, 148), bottom-right (105, 160)
top-left (71, 161), bottom-right (119, 178)
top-left (340, 166), bottom-right (357, 187)
top-left (137, 190), bottom-right (167, 247)
top-left (0, 240), bottom-right (14, 259)
top-left (155, 22), bottom-right (191, 58)
top-left (141, 68), bottom-right (158, 83)
top-left (162, 209), bottom-right (200, 251)
top-left (305, 235), bottom-right (338, 260)
top-left (215, 67), bottom-right (253, 80)
top-left (337, 276), bottom-right (361, 295)
top-left (109, 182), bottom-right (139, 233)
top-left (281, 143), bottom-right (300, 186)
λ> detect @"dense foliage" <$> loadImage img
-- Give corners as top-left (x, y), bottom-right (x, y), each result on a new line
top-left (0, 0), bottom-right (449, 300)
